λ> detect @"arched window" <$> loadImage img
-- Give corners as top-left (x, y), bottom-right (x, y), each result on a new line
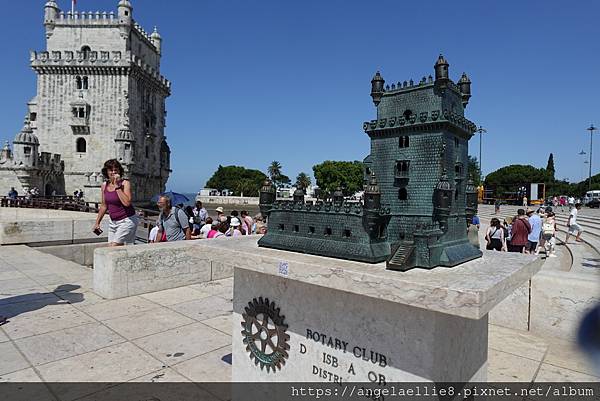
top-left (76, 138), bottom-right (86, 153)
top-left (76, 76), bottom-right (82, 90)
top-left (82, 76), bottom-right (89, 90)
top-left (399, 188), bottom-right (408, 201)
top-left (81, 46), bottom-right (91, 60)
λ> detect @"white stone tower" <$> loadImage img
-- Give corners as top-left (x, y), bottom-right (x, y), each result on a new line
top-left (26, 0), bottom-right (172, 202)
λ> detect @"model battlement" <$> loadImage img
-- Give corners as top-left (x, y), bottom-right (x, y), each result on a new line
top-left (363, 109), bottom-right (477, 135)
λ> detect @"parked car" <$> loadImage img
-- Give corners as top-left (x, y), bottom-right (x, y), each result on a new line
top-left (588, 199), bottom-right (600, 208)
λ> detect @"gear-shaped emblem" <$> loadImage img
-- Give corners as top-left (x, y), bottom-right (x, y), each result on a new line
top-left (241, 297), bottom-right (290, 373)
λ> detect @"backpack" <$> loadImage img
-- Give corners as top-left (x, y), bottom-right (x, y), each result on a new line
top-left (542, 220), bottom-right (555, 237)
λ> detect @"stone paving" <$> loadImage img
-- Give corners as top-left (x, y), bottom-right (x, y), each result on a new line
top-left (0, 238), bottom-right (598, 397)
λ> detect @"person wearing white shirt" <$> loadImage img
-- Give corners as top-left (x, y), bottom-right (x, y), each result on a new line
top-left (566, 203), bottom-right (583, 243)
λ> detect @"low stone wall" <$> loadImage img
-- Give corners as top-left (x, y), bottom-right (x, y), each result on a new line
top-left (490, 270), bottom-right (600, 340)
top-left (93, 240), bottom-right (233, 299)
top-left (39, 242), bottom-right (108, 266)
top-left (196, 195), bottom-right (259, 205)
top-left (0, 208), bottom-right (108, 246)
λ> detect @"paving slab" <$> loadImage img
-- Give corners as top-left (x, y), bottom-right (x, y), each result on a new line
top-left (0, 271), bottom-right (27, 281)
top-left (174, 346), bottom-right (232, 400)
top-left (0, 288), bottom-right (59, 306)
top-left (543, 338), bottom-right (597, 376)
top-left (0, 367), bottom-right (43, 382)
top-left (0, 277), bottom-right (41, 293)
top-left (201, 314), bottom-right (232, 335)
top-left (487, 349), bottom-right (541, 382)
top-left (15, 322), bottom-right (126, 366)
top-left (129, 367), bottom-right (192, 382)
top-left (102, 307), bottom-right (195, 340)
top-left (37, 342), bottom-right (164, 399)
top-left (534, 363), bottom-right (600, 382)
top-left (0, 329), bottom-right (8, 343)
top-left (133, 322), bottom-right (231, 365)
top-left (140, 286), bottom-right (214, 306)
top-left (1, 304), bottom-right (96, 340)
top-left (189, 278), bottom-right (233, 297)
top-left (488, 324), bottom-right (549, 361)
top-left (78, 295), bottom-right (159, 321)
top-left (0, 341), bottom-right (30, 375)
top-left (171, 295), bottom-right (233, 322)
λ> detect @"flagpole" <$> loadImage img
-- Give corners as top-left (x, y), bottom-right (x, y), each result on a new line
top-left (71, 0), bottom-right (75, 15)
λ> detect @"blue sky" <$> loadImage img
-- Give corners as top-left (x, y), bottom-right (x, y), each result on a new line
top-left (0, 0), bottom-right (598, 192)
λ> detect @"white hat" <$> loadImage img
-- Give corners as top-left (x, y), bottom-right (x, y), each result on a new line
top-left (230, 217), bottom-right (241, 227)
top-left (215, 207), bottom-right (224, 213)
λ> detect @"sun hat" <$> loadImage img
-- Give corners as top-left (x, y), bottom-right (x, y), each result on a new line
top-left (230, 217), bottom-right (241, 227)
top-left (526, 208), bottom-right (534, 215)
top-left (215, 207), bottom-right (224, 213)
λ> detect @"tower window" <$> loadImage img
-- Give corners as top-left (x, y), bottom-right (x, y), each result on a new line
top-left (81, 46), bottom-right (91, 60)
top-left (76, 76), bottom-right (82, 90)
top-left (24, 147), bottom-right (31, 155)
top-left (399, 136), bottom-right (409, 148)
top-left (124, 143), bottom-right (131, 150)
top-left (76, 138), bottom-right (86, 153)
top-left (29, 113), bottom-right (37, 122)
top-left (82, 76), bottom-right (89, 90)
top-left (399, 188), bottom-right (408, 200)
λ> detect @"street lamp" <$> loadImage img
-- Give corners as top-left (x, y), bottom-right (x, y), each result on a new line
top-left (476, 125), bottom-right (487, 183)
top-left (587, 124), bottom-right (597, 190)
top-left (579, 150), bottom-right (587, 182)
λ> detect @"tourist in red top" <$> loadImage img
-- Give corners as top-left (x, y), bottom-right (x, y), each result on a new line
top-left (508, 209), bottom-right (531, 253)
top-left (93, 159), bottom-right (138, 246)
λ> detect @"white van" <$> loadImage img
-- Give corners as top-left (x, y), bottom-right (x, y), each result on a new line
top-left (584, 190), bottom-right (600, 205)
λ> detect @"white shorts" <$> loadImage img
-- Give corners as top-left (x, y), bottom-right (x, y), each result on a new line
top-left (108, 215), bottom-right (139, 245)
top-left (568, 223), bottom-right (583, 235)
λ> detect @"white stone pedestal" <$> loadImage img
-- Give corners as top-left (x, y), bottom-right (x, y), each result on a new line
top-left (201, 237), bottom-right (541, 384)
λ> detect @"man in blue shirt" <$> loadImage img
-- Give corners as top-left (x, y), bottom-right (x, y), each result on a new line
top-left (526, 209), bottom-right (542, 254)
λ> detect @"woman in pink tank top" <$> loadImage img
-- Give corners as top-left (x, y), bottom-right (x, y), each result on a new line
top-left (93, 159), bottom-right (139, 246)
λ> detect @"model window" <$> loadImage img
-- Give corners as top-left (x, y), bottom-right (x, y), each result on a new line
top-left (399, 136), bottom-right (409, 148)
top-left (454, 137), bottom-right (459, 148)
top-left (399, 188), bottom-right (408, 200)
top-left (343, 229), bottom-right (351, 238)
top-left (395, 160), bottom-right (410, 176)
top-left (76, 138), bottom-right (86, 153)
top-left (294, 225), bottom-right (299, 233)
top-left (309, 226), bottom-right (315, 234)
top-left (145, 146), bottom-right (149, 158)
top-left (325, 227), bottom-right (332, 236)
top-left (278, 224), bottom-right (285, 231)
top-left (455, 163), bottom-right (463, 176)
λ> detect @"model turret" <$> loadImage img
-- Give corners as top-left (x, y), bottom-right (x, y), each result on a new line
top-left (458, 72), bottom-right (472, 108)
top-left (293, 188), bottom-right (305, 203)
top-left (370, 71), bottom-right (385, 106)
top-left (465, 177), bottom-right (478, 224)
top-left (363, 172), bottom-right (381, 210)
top-left (259, 179), bottom-right (276, 219)
top-left (332, 187), bottom-right (344, 206)
top-left (433, 169), bottom-right (452, 232)
top-left (434, 54), bottom-right (449, 83)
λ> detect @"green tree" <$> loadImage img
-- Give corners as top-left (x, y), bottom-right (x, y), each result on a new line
top-left (267, 161), bottom-right (282, 181)
top-left (206, 165), bottom-right (266, 197)
top-left (546, 153), bottom-right (555, 181)
top-left (467, 155), bottom-right (481, 187)
top-left (295, 172), bottom-right (311, 193)
top-left (312, 160), bottom-right (364, 197)
top-left (484, 164), bottom-right (552, 197)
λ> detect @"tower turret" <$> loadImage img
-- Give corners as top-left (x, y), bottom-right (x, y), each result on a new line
top-left (434, 54), bottom-right (449, 83)
top-left (13, 118), bottom-right (39, 168)
top-left (151, 26), bottom-right (162, 55)
top-left (370, 71), bottom-right (385, 106)
top-left (44, 1), bottom-right (59, 38)
top-left (0, 141), bottom-right (12, 164)
top-left (458, 72), bottom-right (472, 108)
top-left (118, 0), bottom-right (133, 25)
top-left (115, 123), bottom-right (136, 167)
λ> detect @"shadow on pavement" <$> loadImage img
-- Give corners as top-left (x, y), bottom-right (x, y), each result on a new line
top-left (0, 284), bottom-right (83, 326)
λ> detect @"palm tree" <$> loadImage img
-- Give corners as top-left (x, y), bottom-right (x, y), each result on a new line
top-left (268, 161), bottom-right (282, 181)
top-left (296, 172), bottom-right (311, 193)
